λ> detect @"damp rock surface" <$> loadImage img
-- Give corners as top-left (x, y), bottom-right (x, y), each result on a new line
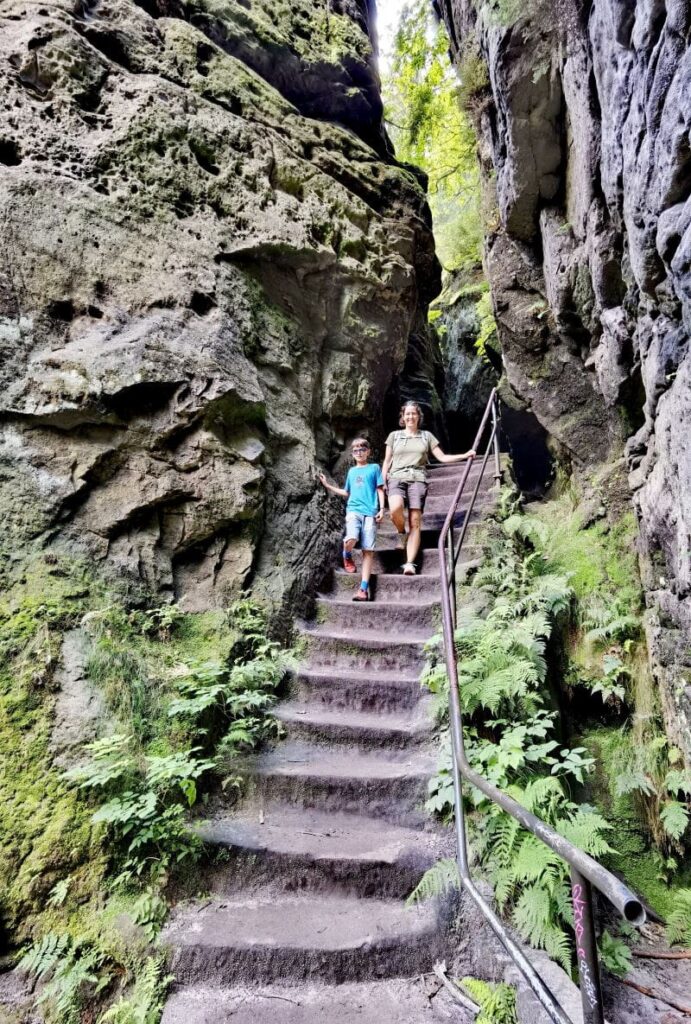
top-left (0, 0), bottom-right (440, 612)
top-left (439, 0), bottom-right (691, 762)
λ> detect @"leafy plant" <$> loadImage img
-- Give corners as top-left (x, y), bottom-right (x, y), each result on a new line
top-left (98, 956), bottom-right (172, 1024)
top-left (665, 888), bottom-right (691, 947)
top-left (421, 497), bottom-right (618, 972)
top-left (20, 933), bottom-right (111, 1024)
top-left (616, 738), bottom-right (691, 851)
top-left (407, 858), bottom-right (459, 906)
top-left (599, 929), bottom-right (632, 977)
top-left (381, 0), bottom-right (483, 271)
top-left (460, 977), bottom-right (517, 1024)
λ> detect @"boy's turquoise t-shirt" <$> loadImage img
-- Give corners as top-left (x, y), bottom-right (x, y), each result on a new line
top-left (345, 463), bottom-right (384, 516)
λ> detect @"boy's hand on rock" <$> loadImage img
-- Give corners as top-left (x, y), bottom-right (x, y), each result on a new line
top-left (318, 472), bottom-right (327, 487)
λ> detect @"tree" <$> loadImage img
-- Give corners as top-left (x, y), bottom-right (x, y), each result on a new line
top-left (381, 0), bottom-right (483, 271)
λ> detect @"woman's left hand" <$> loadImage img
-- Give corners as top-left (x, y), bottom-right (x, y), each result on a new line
top-left (375, 510), bottom-right (384, 523)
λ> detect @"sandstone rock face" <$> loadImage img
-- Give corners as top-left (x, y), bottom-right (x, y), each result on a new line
top-left (0, 0), bottom-right (439, 613)
top-left (438, 0), bottom-right (691, 758)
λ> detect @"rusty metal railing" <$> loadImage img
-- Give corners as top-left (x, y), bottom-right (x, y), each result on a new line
top-left (437, 388), bottom-right (645, 1024)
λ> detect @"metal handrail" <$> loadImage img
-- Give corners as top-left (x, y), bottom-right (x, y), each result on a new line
top-left (437, 388), bottom-right (645, 1024)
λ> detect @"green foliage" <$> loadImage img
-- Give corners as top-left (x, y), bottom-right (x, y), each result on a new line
top-left (599, 930), bottom-right (632, 977)
top-left (422, 497), bottom-right (622, 972)
top-left (381, 0), bottom-right (482, 271)
top-left (474, 290), bottom-right (497, 361)
top-left (614, 736), bottom-right (691, 852)
top-left (20, 933), bottom-right (111, 1024)
top-left (665, 889), bottom-right (691, 947)
top-left (460, 977), bottom-right (517, 1024)
top-left (407, 857), bottom-right (459, 906)
top-left (98, 957), bottom-right (172, 1024)
top-left (66, 734), bottom-right (211, 884)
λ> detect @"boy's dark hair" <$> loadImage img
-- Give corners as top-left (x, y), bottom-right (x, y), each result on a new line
top-left (351, 436), bottom-right (370, 449)
top-left (398, 401), bottom-right (424, 427)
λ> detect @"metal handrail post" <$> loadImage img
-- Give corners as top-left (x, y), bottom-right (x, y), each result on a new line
top-left (571, 868), bottom-right (605, 1024)
top-left (491, 396), bottom-right (502, 485)
top-left (434, 387), bottom-right (646, 1024)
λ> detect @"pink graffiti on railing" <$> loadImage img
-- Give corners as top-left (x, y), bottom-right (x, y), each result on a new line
top-left (572, 882), bottom-right (598, 1009)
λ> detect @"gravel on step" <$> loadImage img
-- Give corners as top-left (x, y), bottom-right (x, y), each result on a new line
top-left (162, 891), bottom-right (450, 984)
top-left (161, 977), bottom-right (466, 1024)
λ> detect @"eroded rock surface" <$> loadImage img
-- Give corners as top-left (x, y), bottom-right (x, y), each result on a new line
top-left (0, 0), bottom-right (439, 612)
top-left (437, 0), bottom-right (691, 760)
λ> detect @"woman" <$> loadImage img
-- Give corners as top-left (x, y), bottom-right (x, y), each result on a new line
top-left (382, 401), bottom-right (475, 575)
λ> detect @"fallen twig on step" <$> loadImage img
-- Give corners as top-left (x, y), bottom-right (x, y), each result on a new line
top-left (433, 961), bottom-right (480, 1016)
top-left (632, 948), bottom-right (691, 961)
top-left (615, 977), bottom-right (691, 1015)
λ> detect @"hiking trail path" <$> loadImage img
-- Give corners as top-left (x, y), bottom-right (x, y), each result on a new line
top-left (161, 459), bottom-right (500, 1023)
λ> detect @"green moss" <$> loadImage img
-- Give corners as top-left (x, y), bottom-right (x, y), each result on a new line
top-left (580, 727), bottom-right (691, 920)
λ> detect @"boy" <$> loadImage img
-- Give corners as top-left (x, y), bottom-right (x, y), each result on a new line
top-left (319, 438), bottom-right (385, 601)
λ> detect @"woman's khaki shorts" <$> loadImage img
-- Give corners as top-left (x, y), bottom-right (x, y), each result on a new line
top-left (387, 479), bottom-right (428, 511)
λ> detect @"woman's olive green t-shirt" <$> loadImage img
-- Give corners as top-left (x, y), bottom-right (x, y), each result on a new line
top-left (385, 430), bottom-right (439, 482)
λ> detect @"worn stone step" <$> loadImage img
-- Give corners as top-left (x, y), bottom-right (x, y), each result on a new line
top-left (347, 547), bottom-right (441, 575)
top-left (325, 558), bottom-right (480, 600)
top-left (161, 978), bottom-right (462, 1023)
top-left (292, 667), bottom-right (423, 713)
top-left (239, 741), bottom-right (434, 824)
top-left (301, 628), bottom-right (428, 672)
top-left (274, 698), bottom-right (434, 749)
top-left (163, 891), bottom-right (449, 985)
top-left (196, 805), bottom-right (446, 899)
top-left (314, 597), bottom-right (440, 633)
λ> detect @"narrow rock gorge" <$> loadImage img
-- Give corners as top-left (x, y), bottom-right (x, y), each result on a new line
top-left (436, 0), bottom-right (691, 761)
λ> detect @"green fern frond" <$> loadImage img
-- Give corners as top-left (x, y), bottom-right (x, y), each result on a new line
top-left (406, 858), bottom-right (459, 906)
top-left (665, 889), bottom-right (691, 947)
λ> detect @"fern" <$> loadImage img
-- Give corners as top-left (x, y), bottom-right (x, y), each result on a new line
top-left (406, 858), bottom-right (459, 906)
top-left (19, 932), bottom-right (71, 979)
top-left (460, 977), bottom-right (517, 1024)
top-left (98, 956), bottom-right (172, 1024)
top-left (665, 889), bottom-right (691, 947)
top-left (20, 934), bottom-right (110, 1024)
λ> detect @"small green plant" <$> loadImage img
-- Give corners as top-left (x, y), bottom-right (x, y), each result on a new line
top-left (98, 956), bottom-right (172, 1023)
top-left (665, 888), bottom-right (691, 947)
top-left (599, 929), bottom-right (632, 977)
top-left (616, 738), bottom-right (691, 850)
top-left (460, 977), bottom-right (517, 1024)
top-left (67, 736), bottom-right (214, 884)
top-left (20, 933), bottom-right (111, 1024)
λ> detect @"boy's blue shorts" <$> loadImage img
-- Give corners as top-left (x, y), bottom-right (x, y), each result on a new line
top-left (345, 512), bottom-right (377, 551)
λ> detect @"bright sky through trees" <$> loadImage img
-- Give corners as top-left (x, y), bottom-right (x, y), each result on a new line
top-left (377, 0), bottom-right (483, 272)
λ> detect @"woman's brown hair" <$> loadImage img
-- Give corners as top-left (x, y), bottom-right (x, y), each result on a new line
top-left (398, 401), bottom-right (424, 428)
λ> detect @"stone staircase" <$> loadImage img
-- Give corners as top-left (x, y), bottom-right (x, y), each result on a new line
top-left (161, 461), bottom-right (499, 1023)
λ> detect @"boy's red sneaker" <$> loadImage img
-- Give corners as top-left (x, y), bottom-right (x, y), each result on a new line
top-left (343, 554), bottom-right (357, 573)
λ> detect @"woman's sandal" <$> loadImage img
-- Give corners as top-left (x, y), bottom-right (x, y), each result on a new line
top-left (402, 562), bottom-right (417, 575)
top-left (352, 587), bottom-right (370, 601)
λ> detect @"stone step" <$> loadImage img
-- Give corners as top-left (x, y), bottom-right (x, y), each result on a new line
top-left (301, 628), bottom-right (428, 673)
top-left (325, 558), bottom-right (480, 600)
top-left (426, 472), bottom-right (497, 497)
top-left (274, 698), bottom-right (434, 749)
top-left (238, 741), bottom-right (434, 825)
top-left (163, 891), bottom-right (449, 985)
top-left (347, 547), bottom-right (440, 575)
top-left (161, 978), bottom-right (462, 1024)
top-left (196, 805), bottom-right (446, 899)
top-left (292, 667), bottom-right (423, 713)
top-left (313, 597), bottom-right (440, 633)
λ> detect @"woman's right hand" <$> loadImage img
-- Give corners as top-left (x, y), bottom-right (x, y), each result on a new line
top-left (318, 472), bottom-right (327, 487)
